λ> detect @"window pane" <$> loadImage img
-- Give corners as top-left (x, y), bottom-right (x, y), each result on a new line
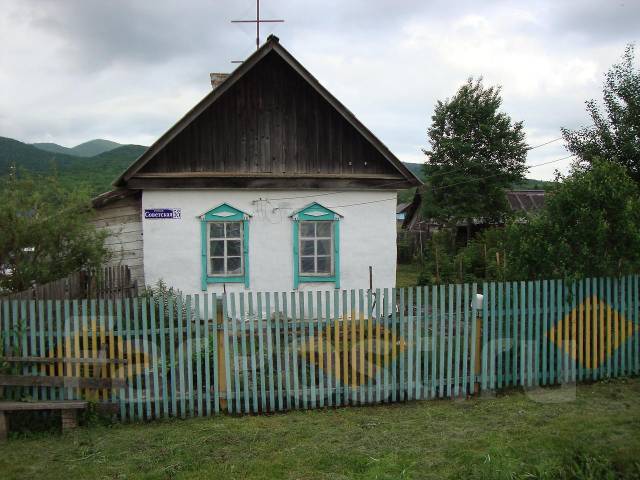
top-left (300, 256), bottom-right (315, 273)
top-left (300, 222), bottom-right (315, 237)
top-left (316, 222), bottom-right (331, 237)
top-left (227, 240), bottom-right (241, 256)
top-left (210, 258), bottom-right (224, 274)
top-left (317, 256), bottom-right (331, 273)
top-left (226, 222), bottom-right (241, 238)
top-left (210, 223), bottom-right (224, 238)
top-left (210, 240), bottom-right (224, 256)
top-left (300, 240), bottom-right (315, 255)
top-left (317, 239), bottom-right (331, 255)
top-left (227, 257), bottom-right (242, 274)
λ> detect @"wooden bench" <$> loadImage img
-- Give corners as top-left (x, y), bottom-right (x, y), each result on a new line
top-left (0, 400), bottom-right (87, 442)
top-left (0, 357), bottom-right (127, 442)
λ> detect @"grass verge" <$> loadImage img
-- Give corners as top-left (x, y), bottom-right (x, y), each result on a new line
top-left (0, 378), bottom-right (639, 479)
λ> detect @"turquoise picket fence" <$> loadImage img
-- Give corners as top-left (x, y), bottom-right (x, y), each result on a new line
top-left (1, 275), bottom-right (639, 420)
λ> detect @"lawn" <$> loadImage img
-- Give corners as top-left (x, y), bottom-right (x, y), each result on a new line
top-left (1, 379), bottom-right (639, 479)
top-left (396, 262), bottom-right (421, 288)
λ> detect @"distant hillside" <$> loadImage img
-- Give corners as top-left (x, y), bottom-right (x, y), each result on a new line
top-left (32, 139), bottom-right (122, 157)
top-left (0, 136), bottom-right (145, 194)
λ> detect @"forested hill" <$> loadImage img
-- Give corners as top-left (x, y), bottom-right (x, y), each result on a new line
top-left (0, 136), bottom-right (146, 194)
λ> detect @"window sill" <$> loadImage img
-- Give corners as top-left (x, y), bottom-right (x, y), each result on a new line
top-left (204, 276), bottom-right (246, 284)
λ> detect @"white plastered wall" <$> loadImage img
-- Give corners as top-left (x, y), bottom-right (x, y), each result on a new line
top-left (141, 189), bottom-right (397, 295)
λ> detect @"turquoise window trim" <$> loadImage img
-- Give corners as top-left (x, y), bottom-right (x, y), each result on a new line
top-left (200, 203), bottom-right (250, 291)
top-left (291, 202), bottom-right (341, 290)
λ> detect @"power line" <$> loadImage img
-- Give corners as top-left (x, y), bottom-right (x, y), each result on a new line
top-left (326, 154), bottom-right (576, 210)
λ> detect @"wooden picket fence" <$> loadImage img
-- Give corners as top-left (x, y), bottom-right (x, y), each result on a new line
top-left (1, 275), bottom-right (639, 421)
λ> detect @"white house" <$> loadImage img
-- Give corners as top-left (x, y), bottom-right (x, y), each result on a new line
top-left (93, 36), bottom-right (421, 296)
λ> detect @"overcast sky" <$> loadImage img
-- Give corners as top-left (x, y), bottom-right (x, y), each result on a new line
top-left (1, 0), bottom-right (638, 180)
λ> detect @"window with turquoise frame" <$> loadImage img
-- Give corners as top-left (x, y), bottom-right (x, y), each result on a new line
top-left (200, 203), bottom-right (250, 290)
top-left (290, 202), bottom-right (341, 289)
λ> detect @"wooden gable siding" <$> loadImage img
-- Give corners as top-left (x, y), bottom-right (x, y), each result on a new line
top-left (136, 51), bottom-right (401, 181)
top-left (91, 193), bottom-right (145, 287)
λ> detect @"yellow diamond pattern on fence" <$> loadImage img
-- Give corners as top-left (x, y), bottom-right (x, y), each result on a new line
top-left (547, 295), bottom-right (638, 369)
top-left (298, 315), bottom-right (406, 388)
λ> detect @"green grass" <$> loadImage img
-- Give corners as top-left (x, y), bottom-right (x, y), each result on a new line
top-left (1, 379), bottom-right (639, 479)
top-left (397, 262), bottom-right (421, 288)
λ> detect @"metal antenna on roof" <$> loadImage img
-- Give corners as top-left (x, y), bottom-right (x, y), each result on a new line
top-left (231, 0), bottom-right (284, 61)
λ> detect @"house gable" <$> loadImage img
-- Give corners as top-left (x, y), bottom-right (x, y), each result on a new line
top-left (116, 36), bottom-right (420, 190)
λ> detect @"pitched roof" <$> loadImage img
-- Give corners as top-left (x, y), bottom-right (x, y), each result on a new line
top-left (114, 35), bottom-right (421, 189)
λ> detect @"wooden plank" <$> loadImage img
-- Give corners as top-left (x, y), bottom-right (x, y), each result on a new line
top-left (549, 280), bottom-right (555, 385)
top-left (635, 275), bottom-right (639, 375)
top-left (0, 356), bottom-right (128, 365)
top-left (308, 291), bottom-right (317, 409)
top-left (557, 280), bottom-right (564, 383)
top-left (535, 280), bottom-right (541, 386)
top-left (526, 281), bottom-right (534, 387)
top-left (342, 290), bottom-right (349, 405)
top-left (46, 300), bottom-right (56, 400)
top-left (63, 300), bottom-right (72, 400)
top-left (0, 400), bottom-right (87, 411)
top-left (505, 282), bottom-right (512, 386)
top-left (439, 285), bottom-right (446, 398)
top-left (542, 280), bottom-right (549, 385)
top-left (590, 278), bottom-right (597, 381)
top-left (447, 284), bottom-right (454, 397)
top-left (367, 289), bottom-right (374, 404)
top-left (141, 298), bottom-right (152, 419)
top-left (237, 293), bottom-right (249, 413)
top-left (606, 278), bottom-right (612, 378)
top-left (167, 297), bottom-right (178, 416)
top-left (185, 296), bottom-right (195, 416)
top-left (390, 288), bottom-right (397, 402)
top-left (358, 289), bottom-right (366, 404)
top-left (351, 289), bottom-right (358, 404)
top-left (299, 292), bottom-right (309, 409)
top-left (263, 293), bottom-right (273, 411)
top-left (376, 288), bottom-right (389, 403)
top-left (462, 284), bottom-right (469, 396)
top-left (280, 293), bottom-right (290, 410)
top-left (273, 293), bottom-right (283, 411)
top-left (156, 297), bottom-right (169, 417)
top-left (323, 291), bottom-right (331, 407)
top-left (496, 282), bottom-right (503, 389)
top-left (0, 375), bottom-right (125, 389)
top-left (205, 294), bottom-right (214, 415)
top-left (221, 295), bottom-right (232, 413)
top-left (229, 294), bottom-right (241, 414)
top-left (38, 300), bottom-right (46, 400)
top-left (578, 279), bottom-right (584, 382)
top-left (193, 295), bottom-right (203, 416)
top-left (399, 288), bottom-right (405, 401)
top-left (72, 300), bottom-right (81, 399)
top-left (454, 284), bottom-right (461, 397)
top-left (290, 292), bottom-right (300, 409)
top-left (430, 286), bottom-right (437, 398)
top-left (114, 300), bottom-right (125, 421)
top-left (406, 288), bottom-right (413, 401)
top-left (176, 297), bottom-right (187, 417)
top-left (512, 282), bottom-right (519, 386)
top-left (247, 294), bottom-right (258, 413)
top-left (132, 298), bottom-right (143, 420)
top-left (334, 290), bottom-right (341, 407)
top-left (489, 282), bottom-right (495, 391)
top-left (520, 282), bottom-right (527, 387)
top-left (481, 283), bottom-right (489, 391)
top-left (422, 286), bottom-right (429, 399)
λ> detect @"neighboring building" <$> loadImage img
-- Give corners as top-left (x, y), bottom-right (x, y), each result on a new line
top-left (402, 189), bottom-right (546, 233)
top-left (396, 202), bottom-right (410, 222)
top-left (93, 36), bottom-right (421, 295)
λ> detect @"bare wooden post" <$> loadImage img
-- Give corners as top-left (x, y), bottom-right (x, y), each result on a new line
top-left (61, 409), bottom-right (77, 432)
top-left (0, 411), bottom-right (7, 442)
top-left (216, 304), bottom-right (227, 410)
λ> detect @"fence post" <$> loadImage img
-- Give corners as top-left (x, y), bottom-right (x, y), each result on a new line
top-left (473, 291), bottom-right (483, 394)
top-left (216, 304), bottom-right (227, 411)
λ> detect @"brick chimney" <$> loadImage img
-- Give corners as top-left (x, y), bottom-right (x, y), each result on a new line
top-left (210, 73), bottom-right (229, 89)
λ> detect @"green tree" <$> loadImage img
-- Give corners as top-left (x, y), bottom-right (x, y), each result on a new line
top-left (504, 159), bottom-right (640, 279)
top-left (422, 77), bottom-right (528, 243)
top-left (562, 44), bottom-right (640, 184)
top-left (0, 170), bottom-right (108, 293)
